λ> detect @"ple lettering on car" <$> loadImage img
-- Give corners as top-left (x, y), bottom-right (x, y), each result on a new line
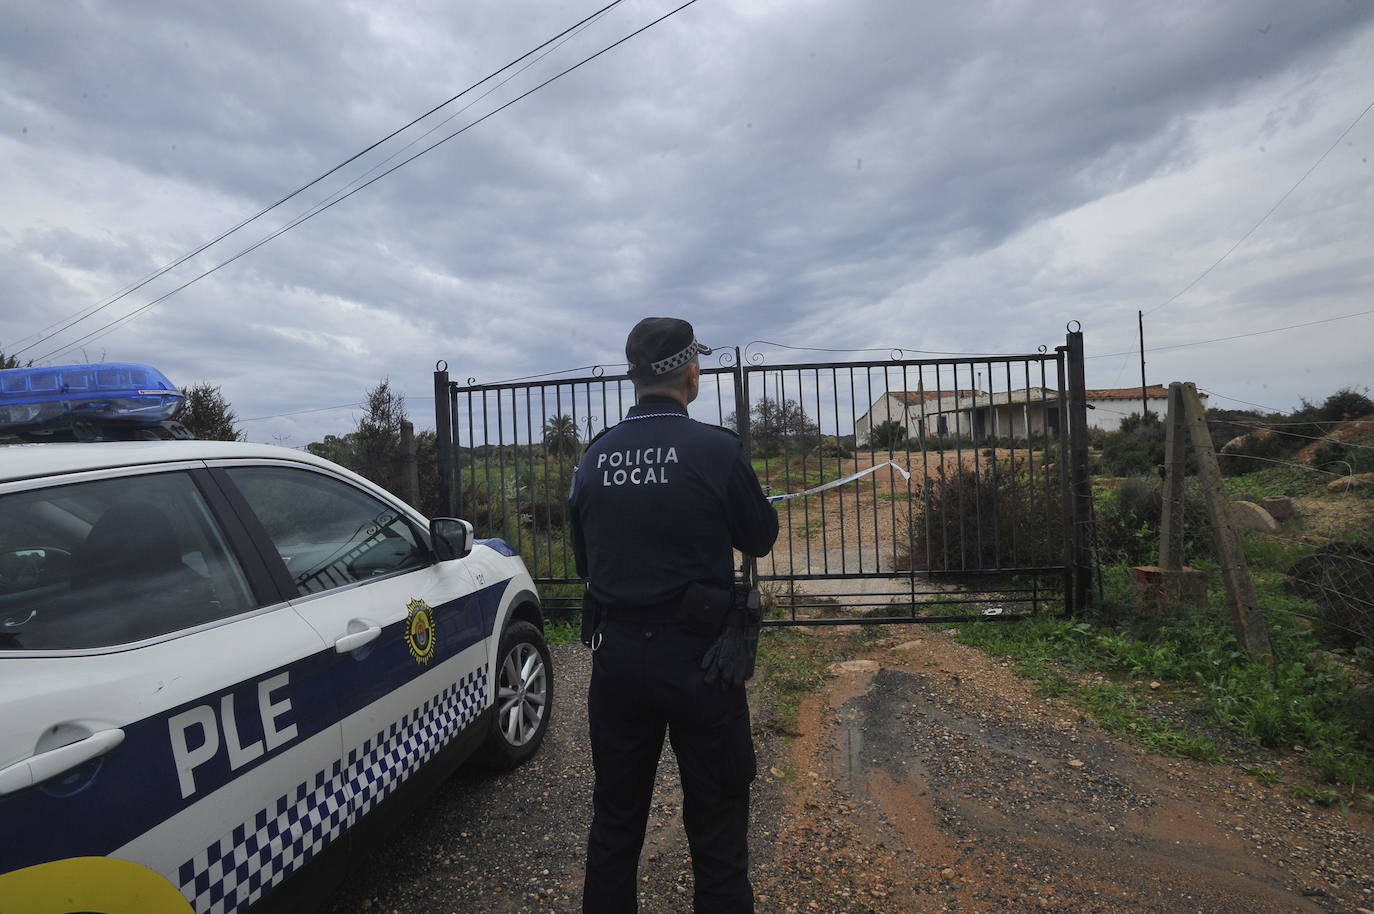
top-left (167, 672), bottom-right (297, 799)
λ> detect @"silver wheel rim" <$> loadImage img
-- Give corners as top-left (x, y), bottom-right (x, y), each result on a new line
top-left (496, 641), bottom-right (547, 747)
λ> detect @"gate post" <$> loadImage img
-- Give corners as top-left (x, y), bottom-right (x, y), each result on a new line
top-left (731, 347), bottom-right (757, 586)
top-left (732, 347), bottom-right (751, 455)
top-left (434, 363), bottom-right (456, 517)
top-left (1065, 324), bottom-right (1093, 612)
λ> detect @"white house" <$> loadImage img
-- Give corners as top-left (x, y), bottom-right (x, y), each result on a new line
top-left (855, 384), bottom-right (1188, 443)
top-left (1080, 385), bottom-right (1175, 431)
top-left (853, 389), bottom-right (989, 443)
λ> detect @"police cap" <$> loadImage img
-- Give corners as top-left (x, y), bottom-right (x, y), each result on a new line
top-left (625, 317), bottom-right (713, 380)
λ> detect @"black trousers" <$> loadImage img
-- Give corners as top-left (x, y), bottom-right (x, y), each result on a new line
top-left (583, 616), bottom-right (756, 914)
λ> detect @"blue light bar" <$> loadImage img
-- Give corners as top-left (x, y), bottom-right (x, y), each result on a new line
top-left (0, 362), bottom-right (184, 432)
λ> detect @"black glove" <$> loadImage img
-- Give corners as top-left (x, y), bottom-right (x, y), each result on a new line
top-left (701, 587), bottom-right (761, 689)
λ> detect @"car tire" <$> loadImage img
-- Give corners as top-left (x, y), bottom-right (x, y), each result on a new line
top-left (478, 619), bottom-right (553, 770)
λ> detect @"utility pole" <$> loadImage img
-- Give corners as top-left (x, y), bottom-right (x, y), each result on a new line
top-left (1138, 309), bottom-right (1149, 421)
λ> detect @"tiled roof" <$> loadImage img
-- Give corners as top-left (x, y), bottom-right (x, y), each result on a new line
top-left (890, 389), bottom-right (984, 404)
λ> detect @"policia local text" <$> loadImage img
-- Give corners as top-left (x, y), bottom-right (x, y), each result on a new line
top-left (594, 446), bottom-right (679, 486)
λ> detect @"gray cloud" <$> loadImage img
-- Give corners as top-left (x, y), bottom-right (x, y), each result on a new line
top-left (2, 0), bottom-right (1372, 445)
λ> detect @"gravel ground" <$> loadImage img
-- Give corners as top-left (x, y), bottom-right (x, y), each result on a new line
top-left (324, 642), bottom-right (790, 913)
top-left (756, 631), bottom-right (1374, 914)
top-left (327, 630), bottom-right (1374, 914)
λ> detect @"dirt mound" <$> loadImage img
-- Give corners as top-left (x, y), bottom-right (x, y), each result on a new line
top-left (1294, 417), bottom-right (1374, 463)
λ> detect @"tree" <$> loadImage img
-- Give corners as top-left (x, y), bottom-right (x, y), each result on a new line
top-left (1, 350), bottom-right (30, 370)
top-left (354, 378), bottom-right (408, 489)
top-left (543, 414), bottom-right (581, 460)
top-left (867, 419), bottom-right (907, 450)
top-left (1318, 387), bottom-right (1373, 422)
top-left (175, 382), bottom-right (245, 441)
top-left (727, 398), bottom-right (820, 456)
top-left (307, 433), bottom-right (359, 468)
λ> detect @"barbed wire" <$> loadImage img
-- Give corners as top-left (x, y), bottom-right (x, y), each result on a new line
top-left (1204, 418), bottom-right (1374, 450)
top-left (1214, 452), bottom-right (1349, 476)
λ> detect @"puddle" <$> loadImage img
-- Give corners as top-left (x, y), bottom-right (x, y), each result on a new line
top-left (828, 704), bottom-right (866, 789)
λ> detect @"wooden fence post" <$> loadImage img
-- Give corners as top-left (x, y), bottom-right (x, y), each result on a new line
top-left (400, 419), bottom-right (420, 508)
top-left (1158, 383), bottom-right (1187, 571)
top-left (1179, 383), bottom-right (1272, 663)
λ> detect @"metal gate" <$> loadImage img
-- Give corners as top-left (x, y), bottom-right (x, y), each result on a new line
top-left (433, 325), bottom-right (1093, 625)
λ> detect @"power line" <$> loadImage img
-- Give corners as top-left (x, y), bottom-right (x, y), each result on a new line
top-left (1086, 307), bottom-right (1374, 360)
top-left (9, 0), bottom-right (629, 359)
top-left (1143, 93), bottom-right (1374, 318)
top-left (1193, 388), bottom-right (1288, 413)
top-left (34, 0), bottom-right (701, 364)
top-left (747, 340), bottom-right (1028, 358)
top-left (239, 404), bottom-right (362, 423)
top-left (239, 394), bottom-right (439, 423)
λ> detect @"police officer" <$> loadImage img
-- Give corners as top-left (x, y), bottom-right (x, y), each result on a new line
top-left (571, 317), bottom-right (779, 914)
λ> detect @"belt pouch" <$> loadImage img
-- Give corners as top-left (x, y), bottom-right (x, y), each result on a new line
top-left (676, 581), bottom-right (733, 636)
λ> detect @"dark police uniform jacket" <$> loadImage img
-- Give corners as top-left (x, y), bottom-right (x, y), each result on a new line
top-left (570, 395), bottom-right (778, 608)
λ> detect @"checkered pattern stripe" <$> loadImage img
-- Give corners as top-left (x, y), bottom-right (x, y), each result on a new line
top-left (178, 667), bottom-right (486, 914)
top-left (649, 340), bottom-right (708, 375)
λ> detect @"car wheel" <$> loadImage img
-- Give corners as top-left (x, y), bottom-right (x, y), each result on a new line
top-left (479, 619), bottom-right (552, 769)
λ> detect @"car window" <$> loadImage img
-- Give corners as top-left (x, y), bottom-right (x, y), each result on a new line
top-left (0, 472), bottom-right (257, 651)
top-left (224, 467), bottom-right (426, 597)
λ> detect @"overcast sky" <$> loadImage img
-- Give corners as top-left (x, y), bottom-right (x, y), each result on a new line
top-left (2, 0), bottom-right (1372, 445)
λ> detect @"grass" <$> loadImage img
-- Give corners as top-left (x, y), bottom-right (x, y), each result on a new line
top-left (544, 618), bottom-right (581, 646)
top-left (752, 625), bottom-right (877, 735)
top-left (954, 609), bottom-right (1374, 804)
top-left (752, 458), bottom-right (831, 495)
top-left (1223, 464), bottom-right (1330, 500)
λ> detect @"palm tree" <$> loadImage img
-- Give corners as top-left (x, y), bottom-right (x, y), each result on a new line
top-left (543, 414), bottom-right (581, 460)
top-left (867, 419), bottom-right (907, 450)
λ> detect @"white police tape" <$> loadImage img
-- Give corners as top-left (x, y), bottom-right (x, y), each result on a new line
top-left (765, 460), bottom-right (911, 503)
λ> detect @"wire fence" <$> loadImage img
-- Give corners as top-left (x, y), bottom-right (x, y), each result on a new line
top-left (1092, 443), bottom-right (1374, 651)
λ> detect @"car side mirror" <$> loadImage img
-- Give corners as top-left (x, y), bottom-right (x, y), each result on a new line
top-left (430, 518), bottom-right (474, 562)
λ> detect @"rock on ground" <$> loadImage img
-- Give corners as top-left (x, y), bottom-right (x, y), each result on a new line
top-left (1230, 499), bottom-right (1280, 533)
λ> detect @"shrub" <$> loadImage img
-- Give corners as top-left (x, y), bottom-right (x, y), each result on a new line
top-left (893, 462), bottom-right (1063, 572)
top-left (1100, 413), bottom-right (1165, 477)
top-left (1287, 541), bottom-right (1374, 648)
top-left (1094, 476), bottom-right (1213, 566)
top-left (1313, 441), bottom-right (1374, 476)
top-left (1218, 427), bottom-right (1305, 477)
top-left (1317, 387), bottom-right (1373, 422)
top-left (815, 436), bottom-right (854, 459)
top-left (866, 419), bottom-right (906, 450)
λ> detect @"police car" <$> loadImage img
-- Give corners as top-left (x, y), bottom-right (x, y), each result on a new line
top-left (0, 363), bottom-right (551, 914)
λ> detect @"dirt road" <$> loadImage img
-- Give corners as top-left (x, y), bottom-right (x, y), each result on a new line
top-left (759, 630), bottom-right (1374, 914)
top-left (330, 630), bottom-right (1374, 913)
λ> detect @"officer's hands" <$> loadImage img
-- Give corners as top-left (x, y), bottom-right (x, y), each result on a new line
top-left (701, 623), bottom-right (749, 688)
top-left (701, 589), bottom-right (761, 689)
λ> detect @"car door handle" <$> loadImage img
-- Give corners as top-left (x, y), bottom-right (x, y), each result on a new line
top-left (0, 728), bottom-right (125, 796)
top-left (335, 623), bottom-right (383, 653)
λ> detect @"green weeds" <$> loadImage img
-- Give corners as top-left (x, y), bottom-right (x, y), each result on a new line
top-left (543, 618), bottom-right (581, 646)
top-left (1222, 465), bottom-right (1328, 500)
top-left (955, 612), bottom-right (1374, 803)
top-left (753, 626), bottom-right (875, 735)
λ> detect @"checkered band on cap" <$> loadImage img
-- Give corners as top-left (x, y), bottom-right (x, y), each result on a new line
top-left (649, 340), bottom-right (708, 375)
